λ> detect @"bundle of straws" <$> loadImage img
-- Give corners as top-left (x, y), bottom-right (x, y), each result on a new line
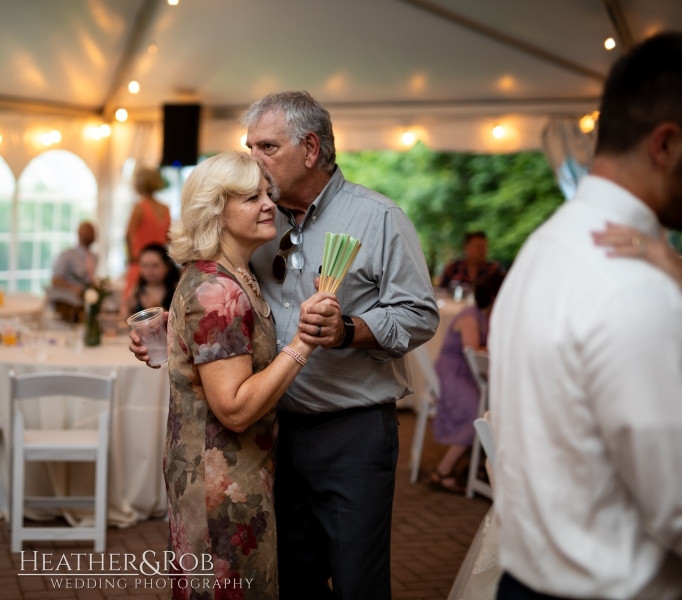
top-left (319, 232), bottom-right (362, 293)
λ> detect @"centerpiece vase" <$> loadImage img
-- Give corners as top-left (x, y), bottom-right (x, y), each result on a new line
top-left (84, 304), bottom-right (102, 347)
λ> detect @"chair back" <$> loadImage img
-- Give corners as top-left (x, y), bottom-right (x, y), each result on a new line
top-left (11, 371), bottom-right (114, 403)
top-left (412, 344), bottom-right (440, 402)
top-left (473, 416), bottom-right (495, 472)
top-left (463, 347), bottom-right (489, 392)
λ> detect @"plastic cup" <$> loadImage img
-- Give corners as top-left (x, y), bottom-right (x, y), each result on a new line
top-left (127, 307), bottom-right (168, 366)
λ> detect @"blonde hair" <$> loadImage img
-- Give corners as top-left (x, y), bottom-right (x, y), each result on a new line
top-left (168, 153), bottom-right (271, 264)
top-left (134, 167), bottom-right (166, 195)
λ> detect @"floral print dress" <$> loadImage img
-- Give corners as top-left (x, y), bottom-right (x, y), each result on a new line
top-left (165, 260), bottom-right (278, 599)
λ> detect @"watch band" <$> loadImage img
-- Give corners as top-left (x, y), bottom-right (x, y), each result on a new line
top-left (333, 314), bottom-right (355, 349)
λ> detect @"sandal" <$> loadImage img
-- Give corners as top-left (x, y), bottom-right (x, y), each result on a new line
top-left (430, 470), bottom-right (465, 494)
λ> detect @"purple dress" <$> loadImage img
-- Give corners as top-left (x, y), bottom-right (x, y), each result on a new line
top-left (432, 306), bottom-right (488, 446)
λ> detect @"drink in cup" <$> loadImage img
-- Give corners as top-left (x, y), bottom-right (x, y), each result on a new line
top-left (127, 307), bottom-right (168, 366)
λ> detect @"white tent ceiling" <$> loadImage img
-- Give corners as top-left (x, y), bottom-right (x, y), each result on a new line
top-left (1, 0), bottom-right (681, 154)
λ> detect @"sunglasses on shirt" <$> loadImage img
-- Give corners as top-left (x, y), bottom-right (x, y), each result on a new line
top-left (272, 227), bottom-right (304, 283)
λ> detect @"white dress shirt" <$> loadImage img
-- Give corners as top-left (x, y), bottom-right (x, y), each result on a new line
top-left (489, 176), bottom-right (682, 599)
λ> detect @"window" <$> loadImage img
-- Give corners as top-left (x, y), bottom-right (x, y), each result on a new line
top-left (4, 151), bottom-right (97, 294)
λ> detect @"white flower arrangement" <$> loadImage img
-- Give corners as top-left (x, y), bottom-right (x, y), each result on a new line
top-left (83, 288), bottom-right (100, 305)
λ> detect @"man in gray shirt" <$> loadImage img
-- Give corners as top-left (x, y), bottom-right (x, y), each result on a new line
top-left (243, 91), bottom-right (438, 599)
top-left (132, 91), bottom-right (438, 599)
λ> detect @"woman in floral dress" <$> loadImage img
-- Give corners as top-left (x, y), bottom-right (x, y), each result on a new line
top-left (164, 153), bottom-right (338, 599)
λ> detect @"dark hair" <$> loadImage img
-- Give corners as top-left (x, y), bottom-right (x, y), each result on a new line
top-left (474, 270), bottom-right (504, 309)
top-left (595, 32), bottom-right (682, 155)
top-left (464, 231), bottom-right (487, 245)
top-left (137, 243), bottom-right (180, 310)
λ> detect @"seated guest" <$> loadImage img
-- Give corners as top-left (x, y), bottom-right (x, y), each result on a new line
top-left (430, 270), bottom-right (504, 493)
top-left (122, 243), bottom-right (179, 318)
top-left (47, 221), bottom-right (97, 322)
top-left (439, 231), bottom-right (504, 289)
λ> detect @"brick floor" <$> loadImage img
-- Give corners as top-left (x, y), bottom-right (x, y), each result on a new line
top-left (0, 409), bottom-right (490, 599)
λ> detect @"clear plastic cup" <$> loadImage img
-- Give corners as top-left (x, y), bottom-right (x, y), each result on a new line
top-left (127, 307), bottom-right (168, 366)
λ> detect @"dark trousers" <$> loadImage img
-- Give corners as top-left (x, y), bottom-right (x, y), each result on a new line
top-left (497, 572), bottom-right (580, 600)
top-left (275, 402), bottom-right (399, 600)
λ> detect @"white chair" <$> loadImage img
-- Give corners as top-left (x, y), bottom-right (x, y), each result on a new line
top-left (409, 344), bottom-right (440, 483)
top-left (10, 370), bottom-right (115, 552)
top-left (474, 413), bottom-right (496, 479)
top-left (463, 348), bottom-right (493, 500)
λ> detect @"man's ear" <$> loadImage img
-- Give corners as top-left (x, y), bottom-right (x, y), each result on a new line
top-left (303, 132), bottom-right (321, 168)
top-left (648, 122), bottom-right (682, 172)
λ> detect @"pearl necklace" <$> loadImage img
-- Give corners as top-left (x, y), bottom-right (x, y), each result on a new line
top-left (220, 250), bottom-right (262, 297)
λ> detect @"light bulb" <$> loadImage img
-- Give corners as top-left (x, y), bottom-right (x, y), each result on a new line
top-left (401, 131), bottom-right (416, 146)
top-left (604, 37), bottom-right (616, 50)
top-left (128, 81), bottom-right (140, 94)
top-left (115, 108), bottom-right (128, 122)
top-left (492, 125), bottom-right (506, 139)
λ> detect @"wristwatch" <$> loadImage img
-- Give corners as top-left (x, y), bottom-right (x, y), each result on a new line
top-left (333, 315), bottom-right (355, 349)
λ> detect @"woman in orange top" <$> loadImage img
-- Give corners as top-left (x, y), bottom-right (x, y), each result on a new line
top-left (124, 167), bottom-right (172, 299)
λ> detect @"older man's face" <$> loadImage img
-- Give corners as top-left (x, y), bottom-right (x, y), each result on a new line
top-left (78, 223), bottom-right (96, 247)
top-left (245, 110), bottom-right (308, 207)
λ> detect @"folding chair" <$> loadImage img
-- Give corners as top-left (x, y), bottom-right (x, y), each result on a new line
top-left (10, 370), bottom-right (115, 552)
top-left (463, 348), bottom-right (493, 500)
top-left (409, 344), bottom-right (440, 483)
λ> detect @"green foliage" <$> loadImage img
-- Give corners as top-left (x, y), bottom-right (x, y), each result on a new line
top-left (337, 142), bottom-right (564, 274)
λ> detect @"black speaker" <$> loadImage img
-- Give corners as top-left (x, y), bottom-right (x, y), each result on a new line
top-left (161, 104), bottom-right (201, 167)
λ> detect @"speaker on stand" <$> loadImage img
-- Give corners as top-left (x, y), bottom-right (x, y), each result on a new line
top-left (161, 103), bottom-right (201, 167)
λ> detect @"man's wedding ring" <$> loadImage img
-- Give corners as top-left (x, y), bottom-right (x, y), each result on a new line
top-left (316, 325), bottom-right (322, 337)
top-left (632, 234), bottom-right (647, 257)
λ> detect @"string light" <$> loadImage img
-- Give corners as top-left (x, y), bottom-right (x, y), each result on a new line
top-left (604, 37), bottom-right (616, 50)
top-left (579, 115), bottom-right (595, 133)
top-left (115, 108), bottom-right (128, 122)
top-left (128, 81), bottom-right (140, 94)
top-left (401, 131), bottom-right (416, 146)
top-left (492, 125), bottom-right (506, 139)
top-left (168, 0), bottom-right (179, 5)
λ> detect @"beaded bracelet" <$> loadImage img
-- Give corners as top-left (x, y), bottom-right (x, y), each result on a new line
top-left (282, 345), bottom-right (307, 367)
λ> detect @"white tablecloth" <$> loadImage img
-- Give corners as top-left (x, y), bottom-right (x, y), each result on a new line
top-left (400, 297), bottom-right (467, 410)
top-left (0, 334), bottom-right (169, 527)
top-left (0, 293), bottom-right (44, 325)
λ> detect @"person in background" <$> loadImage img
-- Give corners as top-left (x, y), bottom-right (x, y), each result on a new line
top-left (490, 32), bottom-right (682, 599)
top-left (121, 242), bottom-right (180, 318)
top-left (439, 231), bottom-right (504, 290)
top-left (430, 270), bottom-right (504, 493)
top-left (48, 220), bottom-right (97, 323)
top-left (124, 166), bottom-right (171, 301)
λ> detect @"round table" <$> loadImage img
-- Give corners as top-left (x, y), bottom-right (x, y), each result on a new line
top-left (0, 293), bottom-right (44, 324)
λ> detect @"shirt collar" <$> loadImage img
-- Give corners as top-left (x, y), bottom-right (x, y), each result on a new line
top-left (575, 175), bottom-right (662, 238)
top-left (276, 166), bottom-right (346, 229)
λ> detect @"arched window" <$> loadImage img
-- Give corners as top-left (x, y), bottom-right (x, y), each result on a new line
top-left (14, 150), bottom-right (97, 293)
top-left (0, 156), bottom-right (17, 291)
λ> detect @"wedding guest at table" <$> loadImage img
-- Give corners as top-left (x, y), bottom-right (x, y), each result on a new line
top-left (121, 243), bottom-right (180, 318)
top-left (439, 231), bottom-right (504, 290)
top-left (124, 166), bottom-right (171, 301)
top-left (47, 221), bottom-right (97, 323)
top-left (164, 152), bottom-right (338, 598)
top-left (490, 32), bottom-right (682, 599)
top-left (430, 270), bottom-right (503, 493)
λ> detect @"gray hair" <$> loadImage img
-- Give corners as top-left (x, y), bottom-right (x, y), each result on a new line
top-left (241, 91), bottom-right (336, 173)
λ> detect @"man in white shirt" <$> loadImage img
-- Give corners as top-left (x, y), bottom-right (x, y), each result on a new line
top-left (489, 32), bottom-right (682, 599)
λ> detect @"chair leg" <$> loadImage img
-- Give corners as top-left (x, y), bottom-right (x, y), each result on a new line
top-left (11, 417), bottom-right (25, 553)
top-left (410, 394), bottom-right (431, 484)
top-left (465, 435), bottom-right (483, 499)
top-left (93, 417), bottom-right (109, 552)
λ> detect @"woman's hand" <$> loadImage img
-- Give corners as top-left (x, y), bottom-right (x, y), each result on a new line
top-left (297, 291), bottom-right (342, 347)
top-left (592, 223), bottom-right (682, 285)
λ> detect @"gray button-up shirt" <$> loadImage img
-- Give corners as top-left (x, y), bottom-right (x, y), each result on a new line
top-left (251, 167), bottom-right (439, 413)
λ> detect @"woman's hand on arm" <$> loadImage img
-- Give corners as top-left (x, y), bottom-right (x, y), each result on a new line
top-left (592, 223), bottom-right (682, 285)
top-left (198, 332), bottom-right (315, 433)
